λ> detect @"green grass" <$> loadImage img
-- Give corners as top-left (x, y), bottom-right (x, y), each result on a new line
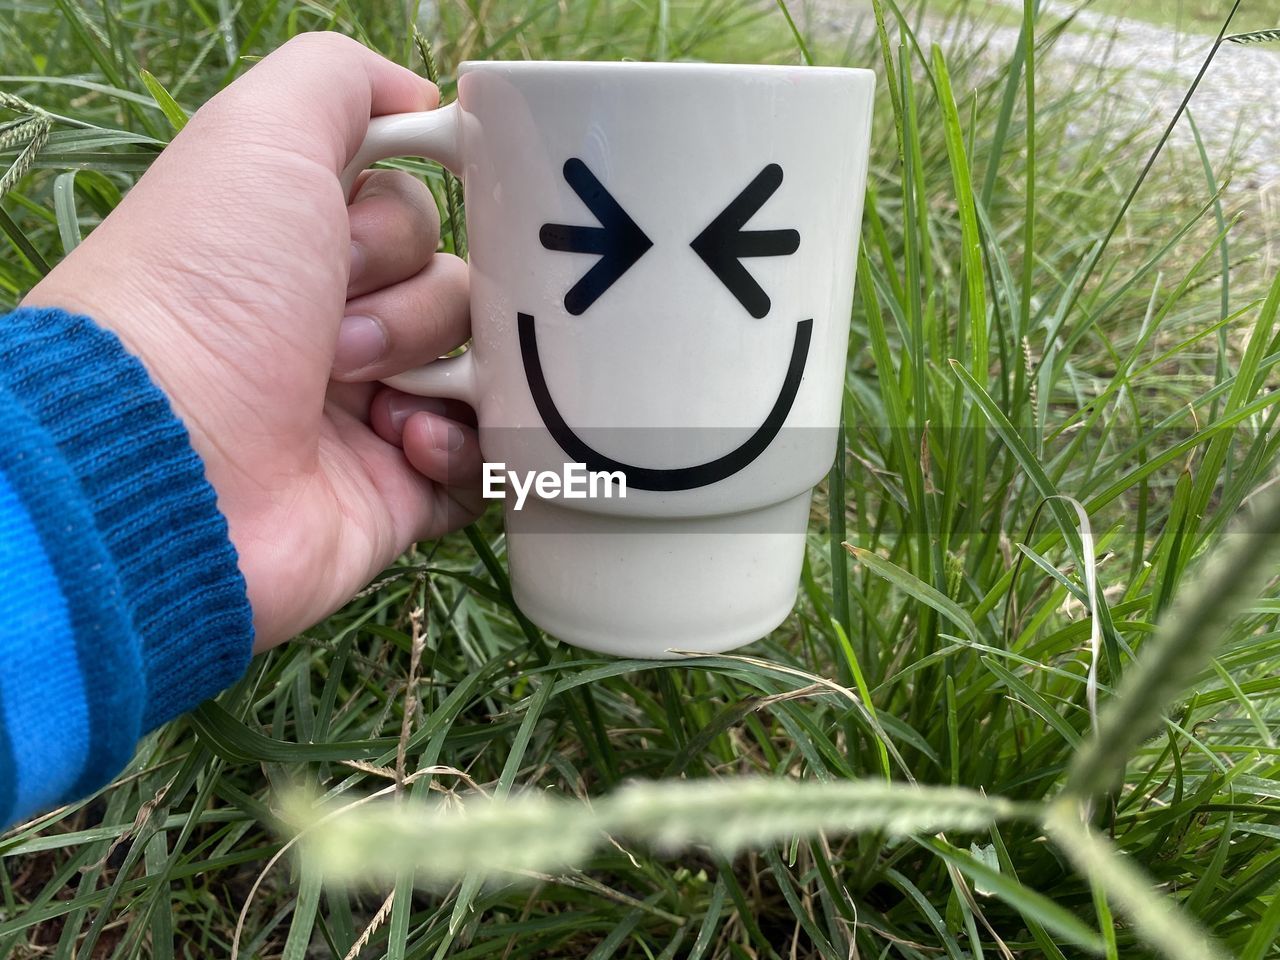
top-left (925, 0), bottom-right (1277, 35)
top-left (3, 0), bottom-right (1280, 958)
top-left (1084, 0), bottom-right (1276, 35)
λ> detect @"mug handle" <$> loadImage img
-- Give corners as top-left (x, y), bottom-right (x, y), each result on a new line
top-left (339, 103), bottom-right (478, 405)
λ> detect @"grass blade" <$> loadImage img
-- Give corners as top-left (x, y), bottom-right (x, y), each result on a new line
top-left (1064, 486), bottom-right (1280, 799)
top-left (52, 170), bottom-right (80, 253)
top-left (922, 836), bottom-right (1106, 954)
top-left (931, 44), bottom-right (987, 378)
top-left (773, 0), bottom-right (813, 65)
top-left (138, 70), bottom-right (188, 132)
top-left (845, 544), bottom-right (981, 643)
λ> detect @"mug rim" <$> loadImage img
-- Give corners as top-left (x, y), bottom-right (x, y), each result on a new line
top-left (456, 59), bottom-right (874, 81)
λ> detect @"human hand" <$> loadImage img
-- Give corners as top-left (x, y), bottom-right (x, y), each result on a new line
top-left (24, 33), bottom-right (484, 650)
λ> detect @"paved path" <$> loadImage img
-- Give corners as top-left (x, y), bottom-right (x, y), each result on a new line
top-left (799, 0), bottom-right (1280, 190)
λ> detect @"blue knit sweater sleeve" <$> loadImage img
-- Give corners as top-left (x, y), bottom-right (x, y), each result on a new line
top-left (0, 306), bottom-right (253, 827)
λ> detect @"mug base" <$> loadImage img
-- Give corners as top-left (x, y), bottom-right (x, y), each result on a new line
top-left (504, 491), bottom-right (813, 658)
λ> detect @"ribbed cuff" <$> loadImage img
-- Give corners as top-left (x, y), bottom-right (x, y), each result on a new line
top-left (0, 307), bottom-right (253, 730)
top-left (0, 388), bottom-right (141, 802)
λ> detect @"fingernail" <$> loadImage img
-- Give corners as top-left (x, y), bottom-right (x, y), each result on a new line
top-left (334, 315), bottom-right (386, 375)
top-left (426, 417), bottom-right (465, 452)
top-left (348, 242), bottom-right (367, 285)
top-left (386, 394), bottom-right (447, 437)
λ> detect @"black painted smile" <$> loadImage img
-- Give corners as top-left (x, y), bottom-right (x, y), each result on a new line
top-left (517, 312), bottom-right (813, 492)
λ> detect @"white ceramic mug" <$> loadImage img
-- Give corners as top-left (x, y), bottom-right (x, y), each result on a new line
top-left (342, 60), bottom-right (875, 658)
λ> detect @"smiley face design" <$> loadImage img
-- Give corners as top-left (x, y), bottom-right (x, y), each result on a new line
top-left (518, 158), bottom-right (809, 492)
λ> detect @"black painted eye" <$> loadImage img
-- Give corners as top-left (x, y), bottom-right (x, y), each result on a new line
top-left (539, 159), bottom-right (653, 315)
top-left (690, 164), bottom-right (800, 319)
